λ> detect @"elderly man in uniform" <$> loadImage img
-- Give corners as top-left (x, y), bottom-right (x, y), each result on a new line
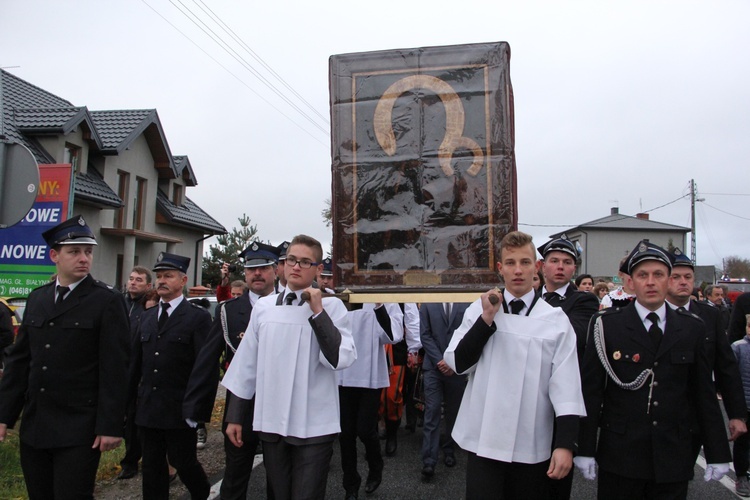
top-left (576, 241), bottom-right (732, 499)
top-left (222, 234), bottom-right (356, 500)
top-left (0, 215), bottom-right (130, 499)
top-left (184, 241), bottom-right (279, 500)
top-left (666, 249), bottom-right (746, 455)
top-left (129, 252), bottom-right (212, 500)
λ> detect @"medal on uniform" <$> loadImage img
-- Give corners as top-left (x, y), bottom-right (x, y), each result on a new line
top-left (632, 353), bottom-right (640, 363)
top-left (238, 332), bottom-right (244, 340)
top-left (613, 351), bottom-right (621, 360)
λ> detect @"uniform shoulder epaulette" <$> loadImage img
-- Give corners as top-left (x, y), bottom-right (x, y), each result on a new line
top-left (596, 307), bottom-right (621, 318)
top-left (93, 280), bottom-right (116, 291)
top-left (675, 307), bottom-right (702, 322)
top-left (219, 296), bottom-right (239, 306)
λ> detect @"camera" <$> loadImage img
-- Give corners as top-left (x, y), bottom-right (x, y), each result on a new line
top-left (225, 263), bottom-right (239, 273)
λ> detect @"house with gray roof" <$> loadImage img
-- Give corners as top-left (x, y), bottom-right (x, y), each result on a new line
top-left (549, 207), bottom-right (690, 280)
top-left (1, 69), bottom-right (226, 288)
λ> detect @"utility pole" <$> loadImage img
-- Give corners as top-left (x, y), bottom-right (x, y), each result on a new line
top-left (690, 179), bottom-right (705, 265)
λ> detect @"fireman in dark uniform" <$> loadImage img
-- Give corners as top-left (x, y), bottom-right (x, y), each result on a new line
top-left (0, 215), bottom-right (130, 499)
top-left (183, 241), bottom-right (279, 500)
top-left (576, 240), bottom-right (731, 499)
top-left (129, 252), bottom-right (211, 500)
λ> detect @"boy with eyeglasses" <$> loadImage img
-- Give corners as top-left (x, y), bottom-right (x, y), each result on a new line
top-left (222, 234), bottom-right (356, 500)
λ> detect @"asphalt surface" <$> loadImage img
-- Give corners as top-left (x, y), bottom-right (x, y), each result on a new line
top-left (224, 418), bottom-right (742, 499)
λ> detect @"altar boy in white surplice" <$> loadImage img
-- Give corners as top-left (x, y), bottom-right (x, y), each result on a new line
top-left (222, 234), bottom-right (356, 500)
top-left (444, 231), bottom-right (585, 499)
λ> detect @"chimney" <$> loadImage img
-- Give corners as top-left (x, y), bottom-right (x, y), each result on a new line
top-left (611, 207), bottom-right (619, 215)
top-left (636, 213), bottom-right (649, 220)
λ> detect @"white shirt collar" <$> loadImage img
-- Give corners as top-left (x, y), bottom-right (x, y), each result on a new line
top-left (542, 282), bottom-right (569, 297)
top-left (503, 288), bottom-right (537, 313)
top-left (634, 300), bottom-right (666, 329)
top-left (160, 294), bottom-right (184, 314)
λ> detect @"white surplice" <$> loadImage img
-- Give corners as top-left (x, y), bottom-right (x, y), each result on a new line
top-left (444, 295), bottom-right (585, 464)
top-left (221, 295), bottom-right (356, 439)
top-left (338, 303), bottom-right (404, 389)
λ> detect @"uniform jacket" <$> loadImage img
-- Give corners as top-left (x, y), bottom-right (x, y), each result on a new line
top-left (542, 285), bottom-right (599, 361)
top-left (420, 302), bottom-right (470, 371)
top-left (0, 276), bottom-right (130, 448)
top-left (689, 300), bottom-right (745, 420)
top-left (183, 291), bottom-right (255, 423)
top-left (131, 298), bottom-right (211, 428)
top-left (579, 303), bottom-right (731, 483)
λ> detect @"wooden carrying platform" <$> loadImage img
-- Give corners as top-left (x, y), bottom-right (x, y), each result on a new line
top-left (329, 42), bottom-right (517, 293)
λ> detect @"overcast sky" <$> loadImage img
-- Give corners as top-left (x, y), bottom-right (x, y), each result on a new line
top-left (2, 0), bottom-right (748, 271)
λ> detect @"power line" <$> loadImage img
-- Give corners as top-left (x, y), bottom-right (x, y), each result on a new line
top-left (140, 0), bottom-right (327, 146)
top-left (700, 192), bottom-right (750, 196)
top-left (519, 193), bottom-right (690, 228)
top-left (701, 201), bottom-right (750, 221)
top-left (170, 0), bottom-right (329, 135)
top-left (193, 0), bottom-right (329, 125)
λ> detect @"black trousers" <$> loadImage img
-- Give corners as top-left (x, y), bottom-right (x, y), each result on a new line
top-left (262, 436), bottom-right (334, 500)
top-left (598, 469), bottom-right (688, 500)
top-left (219, 394), bottom-right (260, 500)
top-left (120, 401), bottom-right (141, 470)
top-left (339, 386), bottom-right (383, 493)
top-left (20, 441), bottom-right (101, 500)
top-left (466, 451), bottom-right (550, 500)
top-left (139, 426), bottom-right (210, 500)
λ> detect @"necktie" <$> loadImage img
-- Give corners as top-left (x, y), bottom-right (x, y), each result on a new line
top-left (285, 292), bottom-right (296, 305)
top-left (56, 285), bottom-right (70, 305)
top-left (647, 312), bottom-right (662, 349)
top-left (444, 302), bottom-right (452, 319)
top-left (677, 306), bottom-right (686, 313)
top-left (543, 292), bottom-right (559, 306)
top-left (510, 299), bottom-right (524, 315)
top-left (158, 302), bottom-right (171, 331)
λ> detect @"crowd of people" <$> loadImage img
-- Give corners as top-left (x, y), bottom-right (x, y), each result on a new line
top-left (1, 215), bottom-right (750, 500)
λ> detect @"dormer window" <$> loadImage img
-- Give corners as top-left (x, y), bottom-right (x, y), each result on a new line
top-left (64, 143), bottom-right (81, 173)
top-left (173, 184), bottom-right (183, 206)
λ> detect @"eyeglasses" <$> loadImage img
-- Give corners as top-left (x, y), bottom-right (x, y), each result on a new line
top-left (285, 256), bottom-right (319, 269)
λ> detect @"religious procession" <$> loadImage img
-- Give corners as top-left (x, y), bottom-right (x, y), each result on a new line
top-left (1, 23), bottom-right (748, 500)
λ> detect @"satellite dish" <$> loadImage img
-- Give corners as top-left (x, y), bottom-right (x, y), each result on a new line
top-left (0, 142), bottom-right (40, 228)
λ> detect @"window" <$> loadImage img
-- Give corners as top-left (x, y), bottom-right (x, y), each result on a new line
top-left (133, 177), bottom-right (147, 230)
top-left (116, 171), bottom-right (130, 228)
top-left (173, 184), bottom-right (183, 206)
top-left (64, 143), bottom-right (81, 173)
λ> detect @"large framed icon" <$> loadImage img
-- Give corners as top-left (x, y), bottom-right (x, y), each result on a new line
top-left (329, 42), bottom-right (517, 292)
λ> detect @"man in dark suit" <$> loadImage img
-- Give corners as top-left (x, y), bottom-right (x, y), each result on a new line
top-left (419, 301), bottom-right (469, 479)
top-left (0, 215), bottom-right (130, 499)
top-left (118, 265), bottom-right (153, 479)
top-left (183, 242), bottom-right (279, 500)
top-left (538, 237), bottom-right (599, 362)
top-left (666, 249), bottom-right (746, 457)
top-left (130, 252), bottom-right (211, 500)
top-left (576, 241), bottom-right (732, 499)
top-left (537, 237), bottom-right (599, 499)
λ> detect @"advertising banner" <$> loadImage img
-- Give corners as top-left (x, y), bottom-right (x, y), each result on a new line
top-left (0, 164), bottom-right (73, 297)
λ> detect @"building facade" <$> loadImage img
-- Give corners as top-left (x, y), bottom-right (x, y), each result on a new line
top-left (1, 69), bottom-right (226, 289)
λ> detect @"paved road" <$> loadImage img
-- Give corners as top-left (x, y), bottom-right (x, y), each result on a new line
top-left (210, 421), bottom-right (742, 499)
